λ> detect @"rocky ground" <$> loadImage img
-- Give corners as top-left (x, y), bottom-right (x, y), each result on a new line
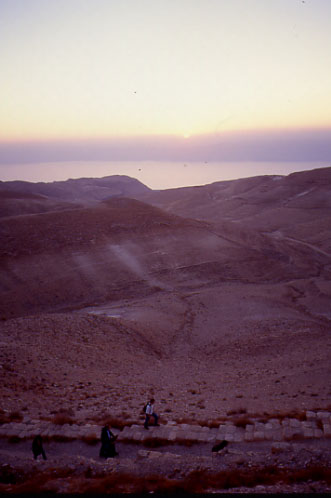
top-left (0, 433), bottom-right (330, 493)
top-left (1, 168), bottom-right (331, 493)
top-left (1, 304), bottom-right (330, 493)
top-left (1, 303), bottom-right (330, 424)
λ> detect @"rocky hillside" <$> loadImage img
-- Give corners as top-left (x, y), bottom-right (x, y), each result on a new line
top-left (0, 174), bottom-right (151, 207)
top-left (0, 166), bottom-right (330, 430)
top-left (134, 166), bottom-right (331, 253)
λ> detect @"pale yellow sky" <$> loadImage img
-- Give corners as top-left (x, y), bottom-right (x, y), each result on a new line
top-left (1, 0), bottom-right (331, 141)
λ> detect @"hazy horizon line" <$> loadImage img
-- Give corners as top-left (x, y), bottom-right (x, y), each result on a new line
top-left (1, 128), bottom-right (330, 164)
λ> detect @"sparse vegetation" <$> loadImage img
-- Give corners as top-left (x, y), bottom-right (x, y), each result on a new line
top-left (51, 414), bottom-right (75, 426)
top-left (256, 409), bottom-right (307, 423)
top-left (89, 413), bottom-right (136, 431)
top-left (234, 416), bottom-right (253, 429)
top-left (1, 169), bottom-right (331, 493)
top-left (227, 408), bottom-right (247, 416)
top-left (0, 411), bottom-right (24, 425)
top-left (81, 435), bottom-right (99, 446)
top-left (1, 464), bottom-right (330, 494)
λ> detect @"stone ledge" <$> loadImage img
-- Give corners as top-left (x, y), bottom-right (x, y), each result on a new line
top-left (0, 410), bottom-right (330, 444)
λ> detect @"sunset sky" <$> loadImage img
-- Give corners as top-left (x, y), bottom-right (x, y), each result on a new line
top-left (0, 0), bottom-right (330, 184)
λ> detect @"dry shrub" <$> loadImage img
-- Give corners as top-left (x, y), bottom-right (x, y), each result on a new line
top-left (103, 417), bottom-right (130, 430)
top-left (8, 411), bottom-right (23, 422)
top-left (4, 465), bottom-right (331, 494)
top-left (76, 473), bottom-right (149, 494)
top-left (76, 473), bottom-right (194, 494)
top-left (174, 417), bottom-right (226, 428)
top-left (0, 414), bottom-right (8, 425)
top-left (51, 414), bottom-right (75, 426)
top-left (199, 419), bottom-right (226, 428)
top-left (175, 416), bottom-right (196, 425)
top-left (206, 420), bottom-right (223, 429)
top-left (234, 416), bottom-right (252, 429)
top-left (90, 413), bottom-right (135, 430)
top-left (227, 408), bottom-right (247, 416)
top-left (5, 468), bottom-right (75, 494)
top-left (257, 409), bottom-right (307, 423)
top-left (82, 435), bottom-right (99, 446)
top-left (175, 438), bottom-right (195, 447)
top-left (183, 465), bottom-right (331, 492)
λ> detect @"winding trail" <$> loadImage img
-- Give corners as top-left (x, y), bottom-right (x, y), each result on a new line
top-left (269, 231), bottom-right (331, 259)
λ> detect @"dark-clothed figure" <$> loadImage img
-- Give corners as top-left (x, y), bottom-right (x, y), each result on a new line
top-left (144, 398), bottom-right (159, 429)
top-left (32, 435), bottom-right (47, 460)
top-left (99, 424), bottom-right (118, 458)
top-left (212, 439), bottom-right (228, 452)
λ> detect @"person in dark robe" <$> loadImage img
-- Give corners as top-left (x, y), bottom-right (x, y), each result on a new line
top-left (32, 435), bottom-right (47, 460)
top-left (99, 423), bottom-right (118, 458)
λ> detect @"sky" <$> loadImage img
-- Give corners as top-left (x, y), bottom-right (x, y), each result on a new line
top-left (0, 0), bottom-right (331, 185)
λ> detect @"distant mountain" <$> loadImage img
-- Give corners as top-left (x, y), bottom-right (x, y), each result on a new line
top-left (134, 167), bottom-right (331, 222)
top-left (1, 166), bottom-right (330, 321)
top-left (133, 166), bottom-right (331, 254)
top-left (0, 175), bottom-right (151, 204)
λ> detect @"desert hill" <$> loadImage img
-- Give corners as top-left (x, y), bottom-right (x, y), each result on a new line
top-left (0, 190), bottom-right (82, 219)
top-left (0, 166), bottom-right (330, 424)
top-left (0, 174), bottom-right (150, 207)
top-left (134, 167), bottom-right (331, 250)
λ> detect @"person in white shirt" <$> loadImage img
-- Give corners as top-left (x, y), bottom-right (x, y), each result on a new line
top-left (144, 398), bottom-right (159, 429)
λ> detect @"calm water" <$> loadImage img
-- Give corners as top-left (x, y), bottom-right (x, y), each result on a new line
top-left (1, 160), bottom-right (329, 190)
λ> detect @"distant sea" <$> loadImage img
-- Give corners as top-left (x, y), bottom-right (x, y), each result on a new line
top-left (1, 160), bottom-right (330, 190)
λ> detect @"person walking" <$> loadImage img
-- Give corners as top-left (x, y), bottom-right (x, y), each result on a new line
top-left (99, 423), bottom-right (118, 458)
top-left (144, 398), bottom-right (159, 429)
top-left (32, 435), bottom-right (47, 460)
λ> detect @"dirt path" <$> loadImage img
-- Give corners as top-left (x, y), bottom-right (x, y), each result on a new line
top-left (1, 436), bottom-right (330, 462)
top-left (269, 231), bottom-right (331, 258)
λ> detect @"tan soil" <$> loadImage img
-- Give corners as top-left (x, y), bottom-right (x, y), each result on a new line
top-left (0, 168), bottom-right (330, 492)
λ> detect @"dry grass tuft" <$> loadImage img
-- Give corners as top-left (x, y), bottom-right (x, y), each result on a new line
top-left (0, 410), bottom-right (24, 425)
top-left (227, 407), bottom-right (247, 416)
top-left (51, 413), bottom-right (75, 426)
top-left (256, 409), bottom-right (307, 423)
top-left (89, 413), bottom-right (136, 430)
top-left (174, 416), bottom-right (197, 425)
top-left (1, 464), bottom-right (331, 494)
top-left (180, 465), bottom-right (331, 492)
top-left (81, 434), bottom-right (99, 446)
top-left (234, 416), bottom-right (253, 429)
top-left (9, 411), bottom-right (23, 422)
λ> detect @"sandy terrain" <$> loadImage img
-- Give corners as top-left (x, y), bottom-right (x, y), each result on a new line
top-left (0, 167), bottom-right (330, 492)
top-left (1, 168), bottom-right (330, 424)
